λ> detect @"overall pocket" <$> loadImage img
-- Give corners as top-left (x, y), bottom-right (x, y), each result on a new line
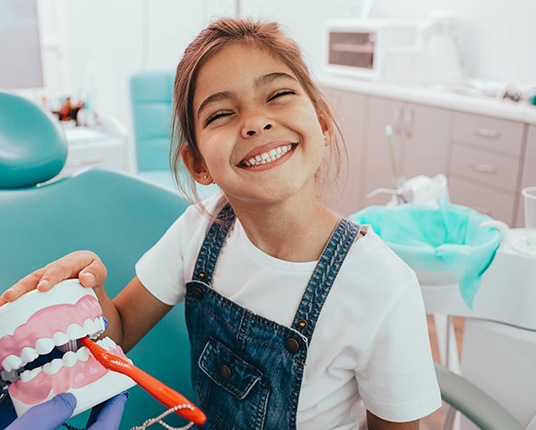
top-left (196, 338), bottom-right (270, 430)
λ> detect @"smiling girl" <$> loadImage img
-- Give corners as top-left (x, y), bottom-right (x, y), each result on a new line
top-left (1, 18), bottom-right (441, 429)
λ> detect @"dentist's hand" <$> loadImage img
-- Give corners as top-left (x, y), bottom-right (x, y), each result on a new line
top-left (3, 392), bottom-right (128, 430)
top-left (0, 251), bottom-right (107, 306)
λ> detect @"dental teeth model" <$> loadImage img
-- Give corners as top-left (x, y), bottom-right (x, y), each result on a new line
top-left (0, 279), bottom-right (135, 417)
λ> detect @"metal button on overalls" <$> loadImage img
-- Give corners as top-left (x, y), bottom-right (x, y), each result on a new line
top-left (285, 337), bottom-right (300, 354)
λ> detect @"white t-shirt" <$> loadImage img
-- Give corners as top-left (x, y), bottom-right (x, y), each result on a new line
top-left (136, 193), bottom-right (441, 429)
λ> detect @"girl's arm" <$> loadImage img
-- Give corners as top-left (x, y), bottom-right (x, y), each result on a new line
top-left (105, 276), bottom-right (173, 352)
top-left (367, 411), bottom-right (419, 430)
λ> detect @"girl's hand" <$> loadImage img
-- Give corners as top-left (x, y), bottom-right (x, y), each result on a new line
top-left (0, 251), bottom-right (107, 306)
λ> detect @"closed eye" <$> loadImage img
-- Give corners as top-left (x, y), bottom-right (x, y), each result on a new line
top-left (205, 110), bottom-right (234, 125)
top-left (268, 89), bottom-right (296, 102)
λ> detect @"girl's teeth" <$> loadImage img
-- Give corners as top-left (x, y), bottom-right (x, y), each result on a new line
top-left (245, 144), bottom-right (292, 167)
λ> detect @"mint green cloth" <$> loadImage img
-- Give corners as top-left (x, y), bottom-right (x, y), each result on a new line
top-left (350, 202), bottom-right (501, 308)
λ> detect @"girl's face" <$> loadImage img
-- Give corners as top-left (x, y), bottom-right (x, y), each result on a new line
top-left (188, 42), bottom-right (327, 208)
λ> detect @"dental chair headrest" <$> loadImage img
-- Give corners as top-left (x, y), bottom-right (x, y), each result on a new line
top-left (0, 91), bottom-right (67, 189)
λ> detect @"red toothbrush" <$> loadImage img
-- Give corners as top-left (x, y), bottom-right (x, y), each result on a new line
top-left (79, 337), bottom-right (206, 426)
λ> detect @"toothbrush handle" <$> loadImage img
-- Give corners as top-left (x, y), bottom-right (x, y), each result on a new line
top-left (121, 362), bottom-right (206, 425)
top-left (80, 337), bottom-right (206, 425)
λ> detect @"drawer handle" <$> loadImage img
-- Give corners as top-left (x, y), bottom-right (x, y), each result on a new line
top-left (403, 109), bottom-right (414, 138)
top-left (473, 127), bottom-right (501, 139)
top-left (470, 162), bottom-right (497, 174)
top-left (393, 108), bottom-right (402, 136)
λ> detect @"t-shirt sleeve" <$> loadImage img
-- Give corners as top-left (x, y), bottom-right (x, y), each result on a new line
top-left (135, 214), bottom-right (188, 306)
top-left (356, 277), bottom-right (442, 422)
top-left (135, 193), bottom-right (225, 306)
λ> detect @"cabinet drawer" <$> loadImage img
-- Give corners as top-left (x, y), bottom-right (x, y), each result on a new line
top-left (453, 112), bottom-right (524, 156)
top-left (449, 177), bottom-right (515, 225)
top-left (63, 138), bottom-right (129, 176)
top-left (450, 144), bottom-right (520, 192)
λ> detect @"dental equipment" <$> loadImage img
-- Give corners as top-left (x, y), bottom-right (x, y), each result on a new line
top-left (0, 279), bottom-right (135, 417)
top-left (0, 279), bottom-right (206, 427)
top-left (359, 174), bottom-right (536, 429)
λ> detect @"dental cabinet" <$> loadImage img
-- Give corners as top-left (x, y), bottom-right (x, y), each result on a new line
top-left (362, 98), bottom-right (451, 207)
top-left (321, 77), bottom-right (536, 227)
top-left (323, 88), bottom-right (367, 216)
top-left (517, 125), bottom-right (536, 226)
top-left (56, 117), bottom-right (131, 181)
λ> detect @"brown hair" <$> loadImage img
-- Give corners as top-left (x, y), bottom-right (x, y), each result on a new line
top-left (171, 17), bottom-right (345, 203)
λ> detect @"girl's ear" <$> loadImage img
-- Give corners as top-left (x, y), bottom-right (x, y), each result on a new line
top-left (181, 146), bottom-right (214, 185)
top-left (318, 116), bottom-right (331, 146)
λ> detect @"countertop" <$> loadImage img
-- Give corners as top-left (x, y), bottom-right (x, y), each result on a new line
top-left (319, 74), bottom-right (536, 125)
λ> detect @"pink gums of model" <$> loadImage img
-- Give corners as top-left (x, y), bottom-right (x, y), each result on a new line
top-left (0, 279), bottom-right (135, 417)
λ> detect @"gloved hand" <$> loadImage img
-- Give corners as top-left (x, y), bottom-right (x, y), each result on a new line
top-left (2, 391), bottom-right (128, 430)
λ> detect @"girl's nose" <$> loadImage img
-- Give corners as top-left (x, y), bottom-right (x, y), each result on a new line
top-left (241, 113), bottom-right (273, 138)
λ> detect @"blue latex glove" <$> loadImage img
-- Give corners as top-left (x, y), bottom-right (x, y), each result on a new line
top-left (85, 391), bottom-right (128, 430)
top-left (2, 391), bottom-right (128, 430)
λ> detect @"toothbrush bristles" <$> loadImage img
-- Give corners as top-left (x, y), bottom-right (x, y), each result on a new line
top-left (57, 339), bottom-right (79, 353)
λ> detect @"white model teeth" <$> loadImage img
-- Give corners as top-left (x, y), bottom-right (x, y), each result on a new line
top-left (244, 144), bottom-right (292, 167)
top-left (83, 318), bottom-right (100, 335)
top-left (20, 367), bottom-right (42, 383)
top-left (2, 355), bottom-right (22, 372)
top-left (17, 345), bottom-right (97, 383)
top-left (53, 332), bottom-right (70, 346)
top-left (10, 335), bottom-right (122, 384)
top-left (97, 337), bottom-right (117, 349)
top-left (76, 346), bottom-right (90, 362)
top-left (62, 351), bottom-right (78, 368)
top-left (1, 316), bottom-right (107, 374)
top-left (67, 323), bottom-right (87, 339)
top-left (20, 347), bottom-right (39, 365)
top-left (43, 358), bottom-right (63, 375)
top-left (36, 338), bottom-right (55, 355)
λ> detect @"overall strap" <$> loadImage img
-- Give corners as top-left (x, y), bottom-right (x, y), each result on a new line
top-left (192, 202), bottom-right (235, 284)
top-left (291, 218), bottom-right (360, 341)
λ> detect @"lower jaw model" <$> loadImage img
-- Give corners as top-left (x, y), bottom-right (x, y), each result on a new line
top-left (0, 279), bottom-right (135, 417)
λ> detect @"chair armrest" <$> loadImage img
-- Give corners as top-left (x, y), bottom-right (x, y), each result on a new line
top-left (435, 362), bottom-right (524, 430)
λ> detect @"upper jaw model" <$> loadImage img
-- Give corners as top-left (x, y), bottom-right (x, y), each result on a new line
top-left (0, 279), bottom-right (135, 417)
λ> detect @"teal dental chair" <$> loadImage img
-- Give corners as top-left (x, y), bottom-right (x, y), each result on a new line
top-left (129, 70), bottom-right (176, 190)
top-left (129, 70), bottom-right (219, 200)
top-left (0, 91), bottom-right (524, 430)
top-left (0, 90), bottom-right (193, 429)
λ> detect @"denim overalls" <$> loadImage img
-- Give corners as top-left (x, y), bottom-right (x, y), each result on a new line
top-left (185, 204), bottom-right (359, 429)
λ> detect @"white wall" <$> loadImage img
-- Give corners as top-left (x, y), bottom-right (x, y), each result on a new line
top-left (35, 0), bottom-right (536, 131)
